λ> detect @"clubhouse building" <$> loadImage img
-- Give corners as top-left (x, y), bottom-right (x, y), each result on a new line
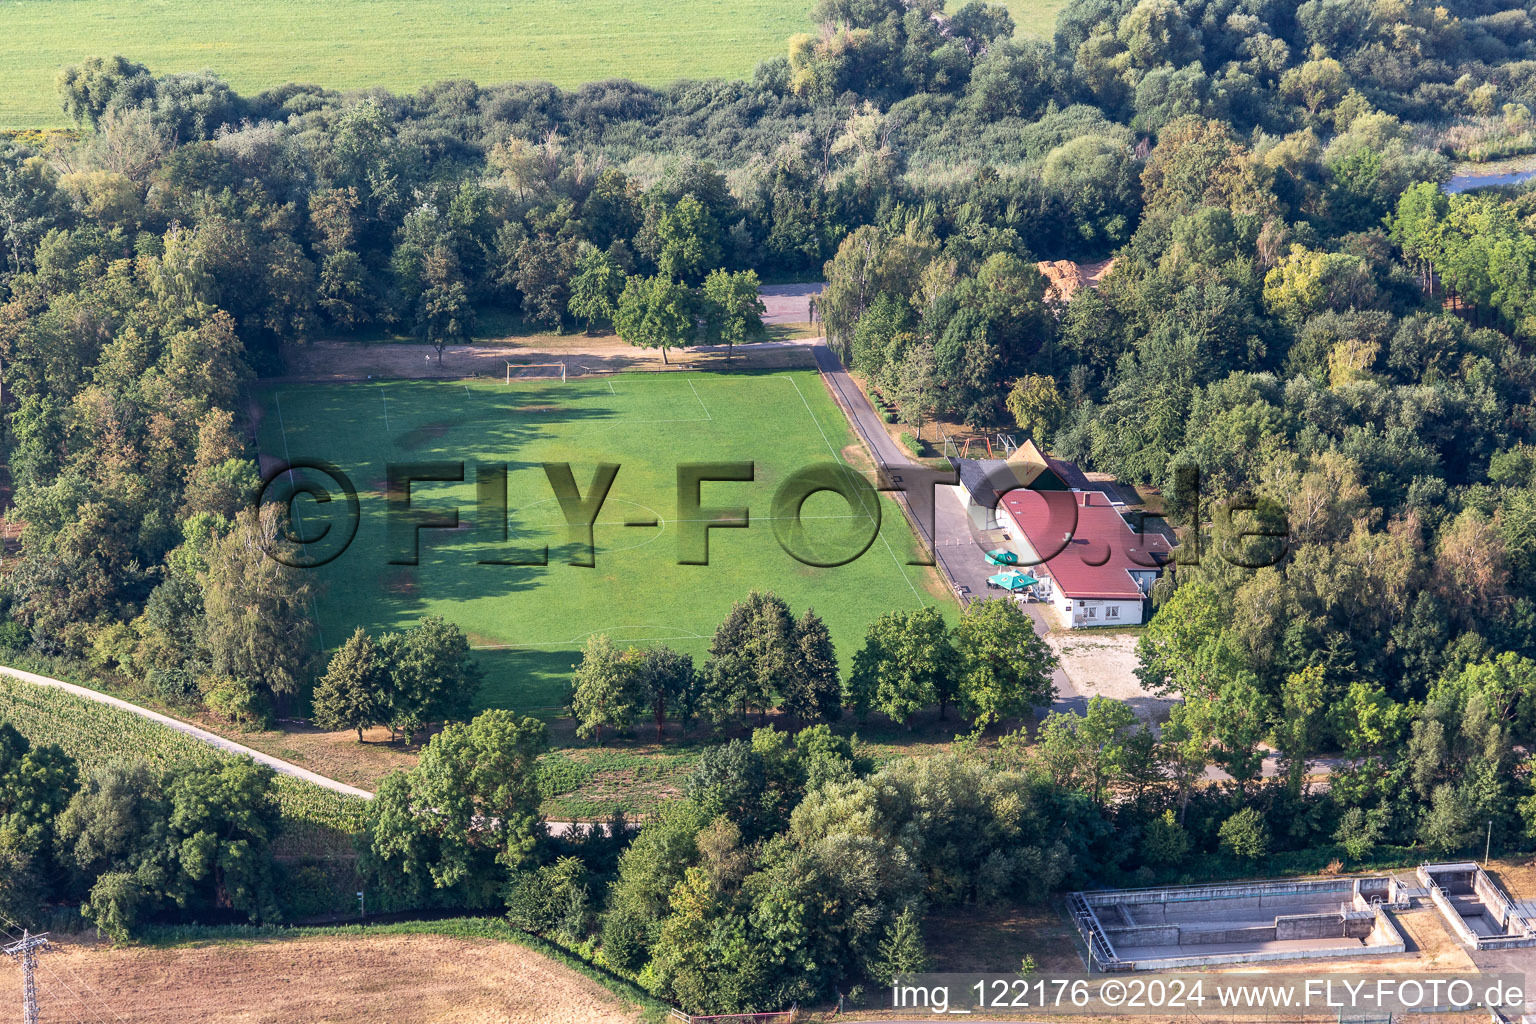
top-left (953, 441), bottom-right (1171, 628)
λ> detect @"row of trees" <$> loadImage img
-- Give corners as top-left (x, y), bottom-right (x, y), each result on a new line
top-left (568, 592), bottom-right (1059, 743)
top-left (0, 724), bottom-right (286, 939)
top-left (362, 683), bottom-right (1536, 1015)
top-left (357, 712), bottom-right (1096, 1014)
top-left (569, 592), bottom-right (843, 742)
top-left (312, 617), bottom-right (482, 743)
top-left (1391, 181), bottom-right (1536, 340)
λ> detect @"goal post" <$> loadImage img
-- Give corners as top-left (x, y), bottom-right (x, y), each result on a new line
top-left (505, 361), bottom-right (567, 383)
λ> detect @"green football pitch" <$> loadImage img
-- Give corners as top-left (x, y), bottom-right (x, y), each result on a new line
top-left (256, 369), bottom-right (954, 715)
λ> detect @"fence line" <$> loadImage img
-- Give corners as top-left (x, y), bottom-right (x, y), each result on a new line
top-left (668, 1010), bottom-right (796, 1023)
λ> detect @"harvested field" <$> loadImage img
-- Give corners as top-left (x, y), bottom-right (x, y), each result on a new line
top-left (0, 932), bottom-right (644, 1024)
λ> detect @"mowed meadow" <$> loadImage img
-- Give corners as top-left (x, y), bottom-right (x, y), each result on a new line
top-left (0, 0), bottom-right (1065, 128)
top-left (256, 369), bottom-right (954, 716)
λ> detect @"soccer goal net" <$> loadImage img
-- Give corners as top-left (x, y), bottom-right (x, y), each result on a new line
top-left (505, 361), bottom-right (567, 383)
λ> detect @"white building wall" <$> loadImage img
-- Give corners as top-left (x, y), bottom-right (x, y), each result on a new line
top-left (1054, 594), bottom-right (1146, 629)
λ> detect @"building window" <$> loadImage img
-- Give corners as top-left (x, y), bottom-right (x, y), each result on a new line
top-left (1085, 605), bottom-right (1097, 618)
top-left (1106, 605), bottom-right (1120, 619)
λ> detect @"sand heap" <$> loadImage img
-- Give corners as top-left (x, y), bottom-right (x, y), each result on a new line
top-left (1036, 258), bottom-right (1116, 305)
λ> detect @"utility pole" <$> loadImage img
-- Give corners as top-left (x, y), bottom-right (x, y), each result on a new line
top-left (3, 930), bottom-right (49, 1024)
top-left (1486, 819), bottom-right (1493, 868)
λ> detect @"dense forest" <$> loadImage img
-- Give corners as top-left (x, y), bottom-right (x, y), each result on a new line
top-left (6, 0), bottom-right (1536, 1014)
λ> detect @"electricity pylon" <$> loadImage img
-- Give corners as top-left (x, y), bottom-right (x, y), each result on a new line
top-left (3, 930), bottom-right (48, 1024)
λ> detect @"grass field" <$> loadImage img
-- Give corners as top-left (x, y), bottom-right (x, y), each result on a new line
top-left (257, 368), bottom-right (954, 717)
top-left (0, 0), bottom-right (1066, 128)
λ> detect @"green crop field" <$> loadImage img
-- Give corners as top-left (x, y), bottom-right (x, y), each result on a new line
top-left (0, 0), bottom-right (1065, 129)
top-left (0, 674), bottom-right (367, 851)
top-left (256, 369), bottom-right (954, 716)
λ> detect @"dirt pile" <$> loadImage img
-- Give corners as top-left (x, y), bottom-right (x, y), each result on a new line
top-left (1036, 257), bottom-right (1117, 305)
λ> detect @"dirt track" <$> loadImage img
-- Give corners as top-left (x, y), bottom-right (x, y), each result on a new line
top-left (1, 933), bottom-right (644, 1024)
top-left (281, 327), bottom-right (818, 382)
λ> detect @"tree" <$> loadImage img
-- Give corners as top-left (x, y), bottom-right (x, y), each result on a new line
top-left (704, 591), bottom-right (797, 721)
top-left (1032, 697), bottom-right (1137, 807)
top-left (1332, 680), bottom-right (1409, 758)
top-left (656, 194), bottom-right (722, 283)
top-left (381, 616), bottom-right (483, 743)
top-left (954, 598), bottom-right (1057, 730)
top-left (200, 507), bottom-right (315, 711)
top-left (512, 234), bottom-right (578, 332)
top-left (1262, 246), bottom-right (1378, 326)
top-left (160, 758), bottom-right (282, 922)
top-left (614, 273), bottom-right (694, 363)
top-left (0, 831), bottom-right (45, 929)
top-left (1135, 580), bottom-right (1227, 697)
top-left (506, 856), bottom-right (591, 935)
top-left (369, 710), bottom-right (549, 892)
top-left (567, 243), bottom-right (624, 333)
top-left (1142, 809), bottom-right (1191, 866)
top-left (54, 763), bottom-right (161, 891)
top-left (779, 609), bottom-right (841, 726)
top-left (628, 644), bottom-right (697, 743)
top-left (700, 268), bottom-right (766, 358)
top-left (1159, 701), bottom-right (1210, 822)
top-left (62, 758), bottom-right (283, 939)
top-left (869, 905), bottom-right (928, 986)
top-left (602, 801), bottom-right (710, 970)
top-left (312, 627), bottom-right (389, 741)
top-left (682, 739), bottom-right (780, 841)
top-left (846, 607), bottom-right (956, 726)
top-left (1201, 673), bottom-right (1270, 793)
top-left (571, 634), bottom-right (641, 743)
top-left (1005, 374), bottom-right (1067, 445)
top-left (1334, 807), bottom-right (1384, 862)
top-left (1218, 806), bottom-right (1270, 861)
top-left (56, 55), bottom-right (153, 127)
top-left (415, 246), bottom-right (475, 360)
top-left (891, 342), bottom-right (940, 436)
top-left (0, 724), bottom-right (78, 854)
top-left (1275, 664), bottom-right (1328, 796)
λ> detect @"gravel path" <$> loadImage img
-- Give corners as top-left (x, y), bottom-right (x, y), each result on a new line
top-left (0, 663), bottom-right (376, 799)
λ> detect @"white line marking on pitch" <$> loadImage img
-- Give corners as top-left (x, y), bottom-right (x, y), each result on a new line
top-left (687, 378), bottom-right (712, 420)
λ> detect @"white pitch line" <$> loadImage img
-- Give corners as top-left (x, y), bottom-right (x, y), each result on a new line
top-left (381, 388), bottom-right (391, 432)
top-left (687, 377), bottom-right (712, 420)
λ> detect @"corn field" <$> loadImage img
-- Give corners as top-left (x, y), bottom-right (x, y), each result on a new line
top-left (0, 675), bottom-right (367, 854)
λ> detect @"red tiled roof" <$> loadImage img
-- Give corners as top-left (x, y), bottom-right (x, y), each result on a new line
top-left (999, 489), bottom-right (1170, 600)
